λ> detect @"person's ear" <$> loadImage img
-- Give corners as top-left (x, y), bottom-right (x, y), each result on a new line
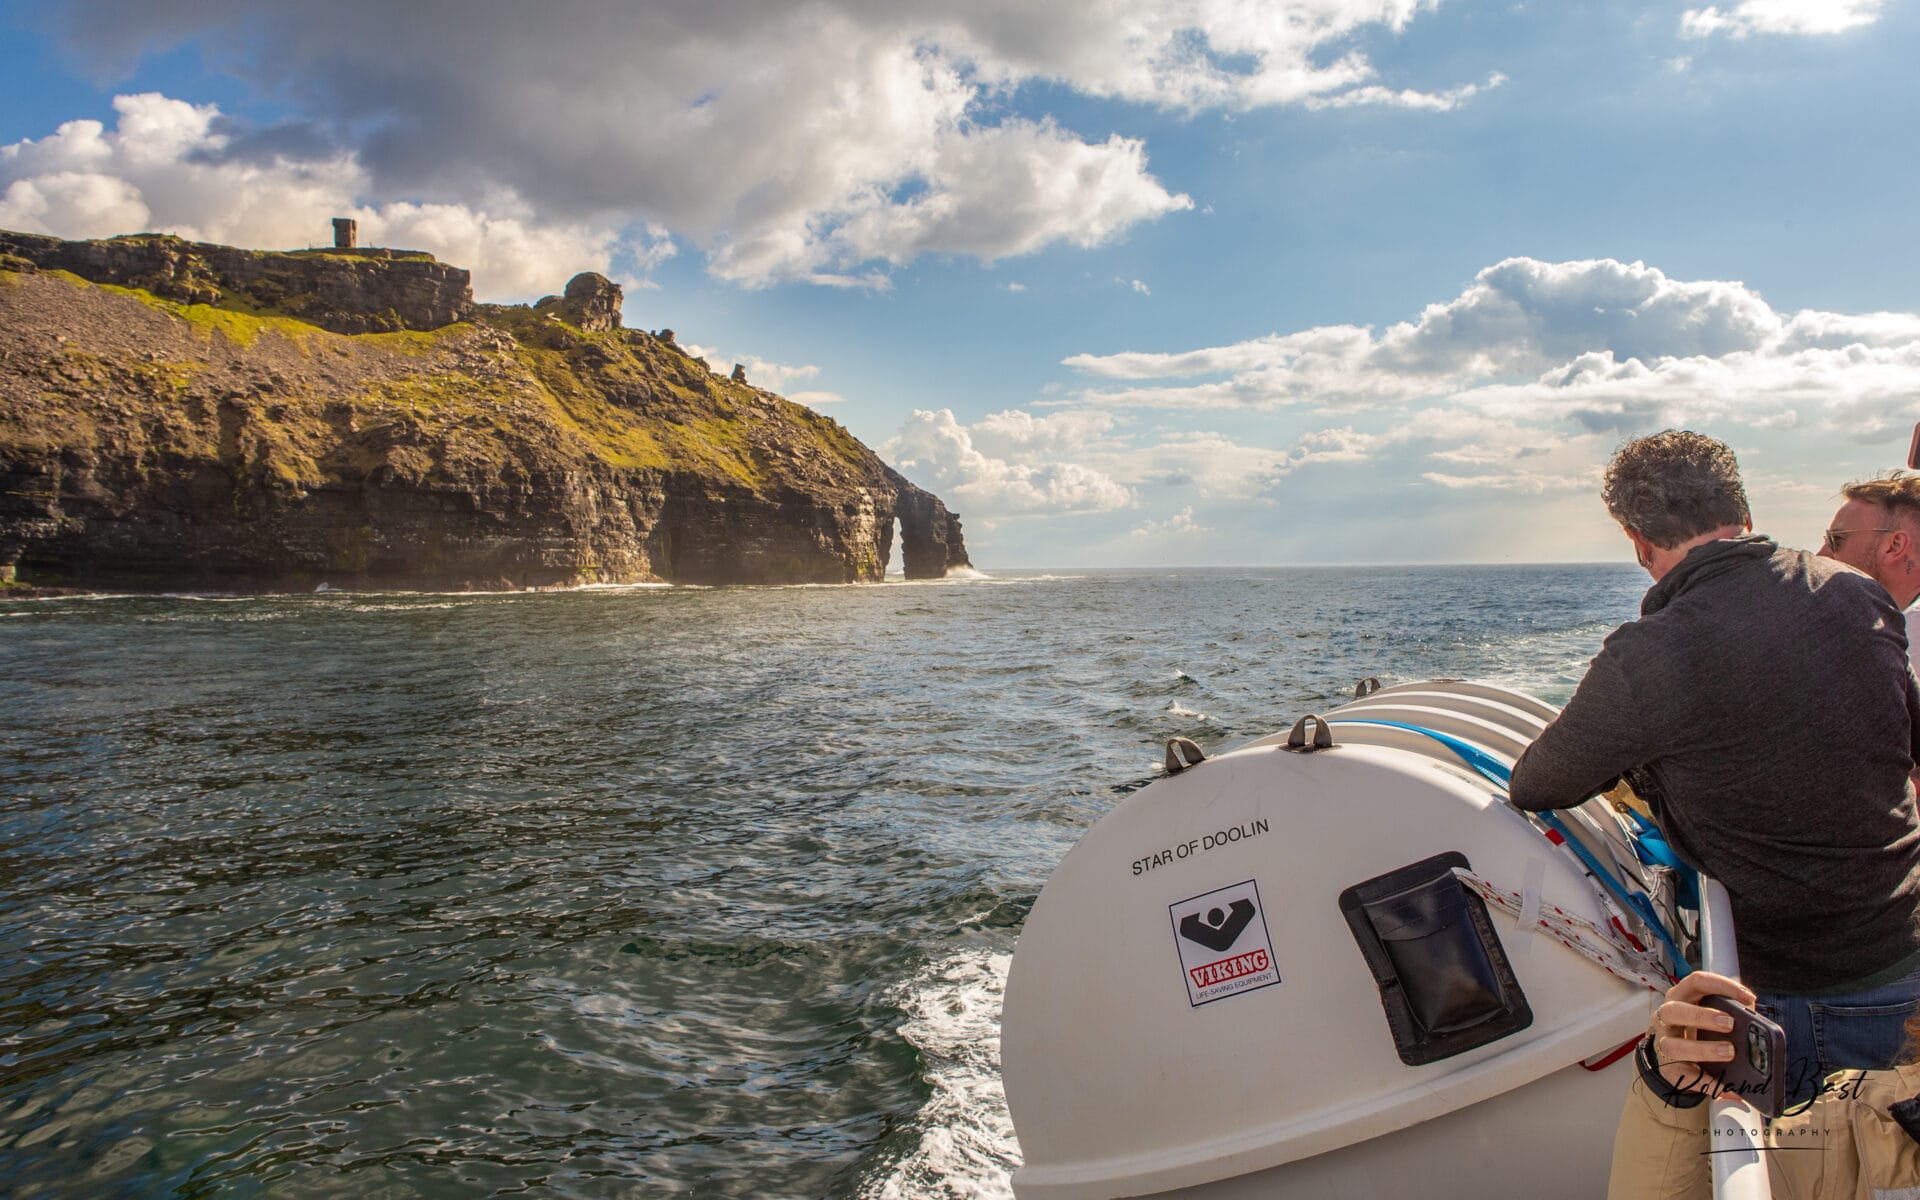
top-left (1628, 530), bottom-right (1659, 571)
top-left (1894, 529), bottom-right (1920, 575)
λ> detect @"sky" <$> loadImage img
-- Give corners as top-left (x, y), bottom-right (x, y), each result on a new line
top-left (1, 0), bottom-right (1916, 568)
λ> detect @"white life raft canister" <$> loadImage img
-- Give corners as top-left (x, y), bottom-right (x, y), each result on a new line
top-left (1000, 681), bottom-right (1656, 1199)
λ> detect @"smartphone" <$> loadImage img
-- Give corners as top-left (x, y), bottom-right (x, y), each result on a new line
top-left (1908, 420), bottom-right (1920, 470)
top-left (1697, 995), bottom-right (1788, 1118)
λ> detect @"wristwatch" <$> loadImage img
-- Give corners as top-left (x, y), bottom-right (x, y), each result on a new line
top-left (1636, 1033), bottom-right (1708, 1109)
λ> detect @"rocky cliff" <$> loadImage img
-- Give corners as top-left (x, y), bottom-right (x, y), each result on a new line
top-left (0, 231), bottom-right (971, 591)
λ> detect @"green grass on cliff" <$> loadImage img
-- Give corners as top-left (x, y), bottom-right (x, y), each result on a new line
top-left (477, 307), bottom-right (802, 491)
top-left (470, 320), bottom-right (879, 494)
top-left (362, 326), bottom-right (471, 355)
top-left (6, 267), bottom-right (887, 502)
top-left (174, 303), bottom-right (321, 349)
top-left (45, 271), bottom-right (325, 350)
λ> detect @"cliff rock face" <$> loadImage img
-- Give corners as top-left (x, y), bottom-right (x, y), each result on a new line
top-left (1, 232), bottom-right (472, 334)
top-left (0, 233), bottom-right (971, 590)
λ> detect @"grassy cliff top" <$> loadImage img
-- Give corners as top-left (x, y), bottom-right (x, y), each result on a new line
top-left (0, 264), bottom-right (887, 500)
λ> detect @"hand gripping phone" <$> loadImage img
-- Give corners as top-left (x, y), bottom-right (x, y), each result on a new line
top-left (1697, 995), bottom-right (1788, 1118)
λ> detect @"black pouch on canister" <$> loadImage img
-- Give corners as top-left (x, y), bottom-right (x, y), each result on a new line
top-left (1339, 851), bottom-right (1531, 1065)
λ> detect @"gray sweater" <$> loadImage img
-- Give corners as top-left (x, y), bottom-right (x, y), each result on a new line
top-left (1510, 535), bottom-right (1920, 995)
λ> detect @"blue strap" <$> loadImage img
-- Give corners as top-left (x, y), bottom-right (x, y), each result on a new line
top-left (1333, 718), bottom-right (1514, 792)
top-left (1533, 808), bottom-right (1693, 978)
top-left (1332, 718), bottom-right (1692, 977)
top-left (1619, 807), bottom-right (1699, 908)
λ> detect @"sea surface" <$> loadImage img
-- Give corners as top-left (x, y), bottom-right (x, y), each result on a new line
top-left (0, 565), bottom-right (1649, 1198)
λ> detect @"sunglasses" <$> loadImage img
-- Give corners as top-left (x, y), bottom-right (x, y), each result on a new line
top-left (1823, 527), bottom-right (1897, 551)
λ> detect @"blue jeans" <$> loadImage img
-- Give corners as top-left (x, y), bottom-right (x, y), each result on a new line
top-left (1757, 963), bottom-right (1920, 1109)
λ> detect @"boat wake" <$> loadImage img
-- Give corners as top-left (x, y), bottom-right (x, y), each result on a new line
top-left (862, 950), bottom-right (1019, 1200)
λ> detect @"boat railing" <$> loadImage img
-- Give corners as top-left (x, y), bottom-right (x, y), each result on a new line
top-left (1698, 876), bottom-right (1772, 1200)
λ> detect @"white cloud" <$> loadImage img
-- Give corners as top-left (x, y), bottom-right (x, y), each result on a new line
top-left (819, 121), bottom-right (1193, 275)
top-left (1130, 506), bottom-right (1208, 538)
top-left (35, 1), bottom-right (1484, 288)
top-left (1291, 426), bottom-right (1379, 464)
top-left (969, 408), bottom-right (1122, 457)
top-left (1063, 256), bottom-right (1920, 433)
top-left (1682, 0), bottom-right (1885, 38)
top-left (882, 408), bottom-right (1134, 514)
top-left (679, 344), bottom-right (849, 406)
top-left (0, 168), bottom-right (150, 235)
top-left (1064, 327), bottom-right (1373, 381)
top-left (1025, 423), bottom-right (1390, 502)
top-left (1465, 341), bottom-right (1920, 444)
top-left (1106, 431), bottom-right (1299, 497)
top-left (1129, 278), bottom-right (1152, 295)
top-left (680, 343), bottom-right (827, 396)
top-left (1422, 467), bottom-right (1600, 492)
top-left (1060, 255), bottom-right (1920, 492)
top-left (1303, 71), bottom-right (1508, 111)
top-left (929, 0), bottom-right (1464, 113)
top-left (0, 94), bottom-right (637, 302)
top-left (356, 202), bottom-right (635, 300)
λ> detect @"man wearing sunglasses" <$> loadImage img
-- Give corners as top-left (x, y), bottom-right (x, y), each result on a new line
top-left (1818, 474), bottom-right (1920, 611)
top-left (1509, 430), bottom-right (1920, 1104)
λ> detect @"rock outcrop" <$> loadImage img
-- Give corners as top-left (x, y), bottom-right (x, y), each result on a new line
top-left (539, 271), bottom-right (622, 333)
top-left (0, 231), bottom-right (971, 591)
top-left (0, 231), bottom-right (472, 334)
top-left (886, 467), bottom-right (971, 579)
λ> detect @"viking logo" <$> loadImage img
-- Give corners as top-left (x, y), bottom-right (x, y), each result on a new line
top-left (1178, 898), bottom-right (1257, 952)
top-left (1170, 880), bottom-right (1281, 1007)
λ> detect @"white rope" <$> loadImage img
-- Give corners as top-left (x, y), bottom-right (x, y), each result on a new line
top-left (1451, 866), bottom-right (1672, 994)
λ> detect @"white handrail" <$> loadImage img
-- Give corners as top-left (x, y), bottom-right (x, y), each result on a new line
top-left (1698, 876), bottom-right (1772, 1200)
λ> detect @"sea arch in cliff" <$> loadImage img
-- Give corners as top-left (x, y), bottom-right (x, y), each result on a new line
top-left (886, 468), bottom-right (970, 580)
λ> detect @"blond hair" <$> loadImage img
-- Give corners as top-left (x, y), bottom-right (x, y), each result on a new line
top-left (1841, 472), bottom-right (1920, 531)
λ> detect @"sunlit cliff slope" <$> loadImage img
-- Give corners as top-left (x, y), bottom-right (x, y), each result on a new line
top-left (0, 232), bottom-right (969, 591)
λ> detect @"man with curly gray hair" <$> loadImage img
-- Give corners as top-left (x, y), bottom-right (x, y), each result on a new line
top-left (1510, 429), bottom-right (1920, 1105)
top-left (1599, 429), bottom-right (1751, 568)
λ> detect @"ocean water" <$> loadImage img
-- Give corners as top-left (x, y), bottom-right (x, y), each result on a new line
top-left (0, 566), bottom-right (1648, 1198)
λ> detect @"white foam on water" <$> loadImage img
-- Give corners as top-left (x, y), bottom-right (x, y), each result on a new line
top-left (864, 949), bottom-right (1020, 1200)
top-left (942, 567), bottom-right (992, 582)
top-left (559, 581), bottom-right (675, 591)
top-left (1165, 701), bottom-right (1208, 721)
